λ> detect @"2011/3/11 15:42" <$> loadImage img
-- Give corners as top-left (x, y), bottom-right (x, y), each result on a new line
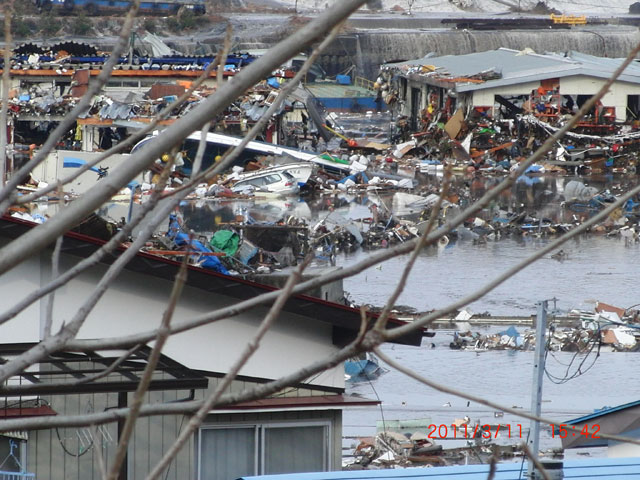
top-left (551, 424), bottom-right (600, 439)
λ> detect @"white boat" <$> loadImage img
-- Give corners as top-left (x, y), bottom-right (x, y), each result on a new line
top-left (132, 131), bottom-right (352, 175)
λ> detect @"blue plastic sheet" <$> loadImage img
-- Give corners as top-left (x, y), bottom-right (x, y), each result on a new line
top-left (167, 215), bottom-right (229, 275)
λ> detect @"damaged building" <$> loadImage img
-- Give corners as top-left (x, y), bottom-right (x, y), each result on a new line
top-left (380, 48), bottom-right (640, 130)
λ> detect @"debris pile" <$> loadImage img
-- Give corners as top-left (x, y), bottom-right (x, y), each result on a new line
top-left (448, 302), bottom-right (640, 352)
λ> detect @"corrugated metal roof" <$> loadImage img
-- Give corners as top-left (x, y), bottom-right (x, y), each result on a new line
top-left (386, 48), bottom-right (640, 93)
top-left (238, 457), bottom-right (640, 479)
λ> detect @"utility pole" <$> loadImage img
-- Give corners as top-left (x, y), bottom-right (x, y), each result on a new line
top-left (528, 300), bottom-right (547, 478)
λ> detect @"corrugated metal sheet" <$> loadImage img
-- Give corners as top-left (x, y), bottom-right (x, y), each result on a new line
top-left (238, 457), bottom-right (640, 479)
top-left (387, 48), bottom-right (640, 93)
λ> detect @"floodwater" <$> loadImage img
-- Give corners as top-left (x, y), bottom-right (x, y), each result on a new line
top-left (343, 340), bottom-right (640, 458)
top-left (334, 173), bottom-right (640, 461)
top-left (177, 171), bottom-right (640, 460)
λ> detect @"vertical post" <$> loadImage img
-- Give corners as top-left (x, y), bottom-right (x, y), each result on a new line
top-left (528, 300), bottom-right (547, 478)
top-left (118, 391), bottom-right (128, 480)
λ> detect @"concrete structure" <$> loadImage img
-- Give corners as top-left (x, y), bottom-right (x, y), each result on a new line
top-left (0, 215), bottom-right (421, 480)
top-left (385, 48), bottom-right (640, 125)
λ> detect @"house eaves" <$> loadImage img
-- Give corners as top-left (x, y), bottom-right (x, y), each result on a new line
top-left (0, 215), bottom-right (423, 347)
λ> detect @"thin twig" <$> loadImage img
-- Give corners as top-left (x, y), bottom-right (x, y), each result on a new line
top-left (106, 249), bottom-right (190, 480)
top-left (0, 3), bottom-right (12, 186)
top-left (0, 0), bottom-right (142, 211)
top-left (373, 167), bottom-right (452, 330)
top-left (43, 236), bottom-right (63, 339)
top-left (521, 442), bottom-right (551, 480)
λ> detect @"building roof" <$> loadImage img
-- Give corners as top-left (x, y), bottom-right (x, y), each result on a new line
top-left (565, 399), bottom-right (640, 425)
top-left (560, 398), bottom-right (640, 449)
top-left (0, 343), bottom-right (208, 397)
top-left (386, 48), bottom-right (640, 93)
top-left (0, 215), bottom-right (422, 348)
top-left (238, 457), bottom-right (640, 479)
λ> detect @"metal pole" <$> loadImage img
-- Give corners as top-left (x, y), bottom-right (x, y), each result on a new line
top-left (528, 300), bottom-right (547, 478)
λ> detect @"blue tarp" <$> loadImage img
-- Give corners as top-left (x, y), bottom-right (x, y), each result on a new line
top-left (267, 77), bottom-right (280, 89)
top-left (167, 215), bottom-right (229, 275)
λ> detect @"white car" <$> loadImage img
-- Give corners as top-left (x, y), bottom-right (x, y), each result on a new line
top-left (231, 170), bottom-right (299, 196)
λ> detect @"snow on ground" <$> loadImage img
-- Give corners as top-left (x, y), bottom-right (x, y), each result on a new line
top-left (266, 0), bottom-right (635, 15)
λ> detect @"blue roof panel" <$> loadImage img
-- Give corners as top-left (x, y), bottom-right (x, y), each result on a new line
top-left (238, 458), bottom-right (640, 480)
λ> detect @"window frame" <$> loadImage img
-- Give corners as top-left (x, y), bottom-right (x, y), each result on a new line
top-left (197, 419), bottom-right (332, 480)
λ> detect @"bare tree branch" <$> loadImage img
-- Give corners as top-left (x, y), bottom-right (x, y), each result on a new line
top-left (0, 0), bottom-right (371, 278)
top-left (0, 0), bottom-right (142, 210)
top-left (43, 236), bottom-right (63, 339)
top-left (0, 3), bottom-right (12, 186)
top-left (145, 255), bottom-right (313, 480)
top-left (373, 167), bottom-right (452, 330)
top-left (106, 251), bottom-right (190, 480)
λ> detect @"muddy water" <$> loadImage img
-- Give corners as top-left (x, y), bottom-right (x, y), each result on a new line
top-left (337, 173), bottom-right (640, 459)
top-left (341, 233), bottom-right (640, 316)
top-left (336, 173), bottom-right (640, 315)
top-left (176, 172), bottom-right (640, 458)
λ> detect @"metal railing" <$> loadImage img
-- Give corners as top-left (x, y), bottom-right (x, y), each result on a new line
top-left (353, 76), bottom-right (376, 92)
top-left (0, 472), bottom-right (35, 480)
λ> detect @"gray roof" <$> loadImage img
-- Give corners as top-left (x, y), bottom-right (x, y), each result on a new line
top-left (385, 48), bottom-right (640, 92)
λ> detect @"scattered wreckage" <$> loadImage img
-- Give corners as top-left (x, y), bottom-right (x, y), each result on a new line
top-left (448, 302), bottom-right (640, 352)
top-left (345, 424), bottom-right (523, 469)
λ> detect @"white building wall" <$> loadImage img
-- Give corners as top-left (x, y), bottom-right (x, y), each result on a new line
top-left (468, 76), bottom-right (640, 122)
top-left (471, 80), bottom-right (541, 107)
top-left (0, 239), bottom-right (344, 389)
top-left (559, 76), bottom-right (640, 121)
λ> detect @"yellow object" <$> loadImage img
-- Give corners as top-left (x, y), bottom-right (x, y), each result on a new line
top-left (214, 155), bottom-right (222, 162)
top-left (74, 124), bottom-right (82, 141)
top-left (161, 154), bottom-right (170, 163)
top-left (550, 14), bottom-right (587, 25)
